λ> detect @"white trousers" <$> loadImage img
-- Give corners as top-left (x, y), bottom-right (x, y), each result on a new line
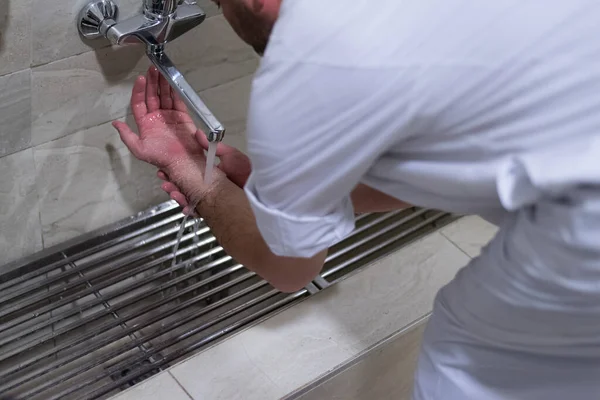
top-left (413, 290), bottom-right (600, 400)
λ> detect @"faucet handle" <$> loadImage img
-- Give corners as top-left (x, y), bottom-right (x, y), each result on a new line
top-left (78, 0), bottom-right (119, 40)
top-left (161, 2), bottom-right (206, 44)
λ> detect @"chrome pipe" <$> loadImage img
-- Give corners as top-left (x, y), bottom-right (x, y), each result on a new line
top-left (147, 47), bottom-right (225, 142)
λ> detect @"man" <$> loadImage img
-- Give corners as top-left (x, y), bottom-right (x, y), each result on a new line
top-left (113, 0), bottom-right (600, 398)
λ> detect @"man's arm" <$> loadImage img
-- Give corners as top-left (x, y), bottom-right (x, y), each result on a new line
top-left (197, 172), bottom-right (327, 293)
top-left (352, 184), bottom-right (411, 213)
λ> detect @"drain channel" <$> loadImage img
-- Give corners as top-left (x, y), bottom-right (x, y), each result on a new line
top-left (0, 201), bottom-right (455, 400)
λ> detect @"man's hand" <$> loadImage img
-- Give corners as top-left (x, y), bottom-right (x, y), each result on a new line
top-left (114, 67), bottom-right (326, 292)
top-left (159, 131), bottom-right (253, 214)
top-left (113, 67), bottom-right (209, 206)
top-left (196, 133), bottom-right (252, 189)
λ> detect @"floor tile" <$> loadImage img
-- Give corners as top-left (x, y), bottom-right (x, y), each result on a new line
top-left (110, 372), bottom-right (191, 400)
top-left (0, 69), bottom-right (31, 157)
top-left (0, 148), bottom-right (43, 266)
top-left (170, 232), bottom-right (469, 399)
top-left (295, 320), bottom-right (427, 400)
top-left (440, 215), bottom-right (499, 258)
top-left (33, 120), bottom-right (166, 247)
top-left (0, 0), bottom-right (31, 76)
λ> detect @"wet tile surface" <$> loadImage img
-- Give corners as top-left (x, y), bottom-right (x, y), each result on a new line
top-left (33, 120), bottom-right (165, 247)
top-left (170, 233), bottom-right (469, 400)
top-left (0, 148), bottom-right (43, 266)
top-left (440, 215), bottom-right (499, 258)
top-left (0, 69), bottom-right (31, 157)
top-left (111, 372), bottom-right (191, 400)
top-left (0, 0), bottom-right (32, 76)
top-left (296, 321), bottom-right (427, 400)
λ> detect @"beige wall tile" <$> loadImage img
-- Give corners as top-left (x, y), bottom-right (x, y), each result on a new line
top-left (32, 0), bottom-right (223, 66)
top-left (440, 215), bottom-right (499, 258)
top-left (295, 321), bottom-right (427, 400)
top-left (31, 44), bottom-right (147, 146)
top-left (110, 372), bottom-right (191, 400)
top-left (0, 69), bottom-right (31, 157)
top-left (33, 119), bottom-right (166, 247)
top-left (0, 149), bottom-right (43, 266)
top-left (200, 74), bottom-right (253, 153)
top-left (31, 15), bottom-right (257, 146)
top-left (0, 0), bottom-right (32, 76)
top-left (170, 233), bottom-right (469, 400)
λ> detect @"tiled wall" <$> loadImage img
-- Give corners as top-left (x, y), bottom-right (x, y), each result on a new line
top-left (0, 0), bottom-right (259, 264)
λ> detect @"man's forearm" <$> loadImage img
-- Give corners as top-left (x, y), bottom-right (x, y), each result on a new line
top-left (351, 184), bottom-right (411, 213)
top-left (195, 175), bottom-right (326, 293)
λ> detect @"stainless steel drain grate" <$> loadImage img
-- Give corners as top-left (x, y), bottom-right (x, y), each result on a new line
top-left (0, 201), bottom-right (455, 400)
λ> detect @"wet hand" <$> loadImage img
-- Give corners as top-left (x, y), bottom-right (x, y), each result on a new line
top-left (158, 131), bottom-right (252, 214)
top-left (113, 67), bottom-right (209, 205)
top-left (196, 133), bottom-right (252, 188)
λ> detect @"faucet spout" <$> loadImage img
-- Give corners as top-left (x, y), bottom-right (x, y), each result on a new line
top-left (78, 0), bottom-right (225, 142)
top-left (147, 47), bottom-right (225, 142)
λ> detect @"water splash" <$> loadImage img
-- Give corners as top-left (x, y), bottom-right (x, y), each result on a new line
top-left (169, 140), bottom-right (219, 273)
top-left (204, 141), bottom-right (218, 186)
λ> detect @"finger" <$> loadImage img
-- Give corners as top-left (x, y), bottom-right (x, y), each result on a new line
top-left (131, 76), bottom-right (148, 123)
top-left (161, 182), bottom-right (180, 193)
top-left (159, 73), bottom-right (174, 109)
top-left (171, 88), bottom-right (188, 113)
top-left (146, 67), bottom-right (161, 112)
top-left (157, 170), bottom-right (169, 181)
top-left (170, 191), bottom-right (189, 208)
top-left (113, 121), bottom-right (144, 159)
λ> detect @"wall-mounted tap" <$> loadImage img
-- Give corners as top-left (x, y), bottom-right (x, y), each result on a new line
top-left (78, 0), bottom-right (225, 142)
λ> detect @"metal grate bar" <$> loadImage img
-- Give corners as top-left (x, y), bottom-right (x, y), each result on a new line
top-left (0, 224), bottom-right (211, 318)
top-left (323, 211), bottom-right (448, 280)
top-left (0, 201), bottom-right (455, 400)
top-left (85, 290), bottom-right (307, 400)
top-left (21, 276), bottom-right (266, 400)
top-left (0, 262), bottom-right (247, 389)
top-left (0, 233), bottom-right (219, 334)
top-left (0, 203), bottom-right (181, 293)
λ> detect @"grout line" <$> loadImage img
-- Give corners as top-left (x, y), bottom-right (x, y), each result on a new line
top-left (26, 14), bottom-right (224, 72)
top-left (282, 314), bottom-right (432, 400)
top-left (439, 230), bottom-right (474, 259)
top-left (169, 371), bottom-right (195, 400)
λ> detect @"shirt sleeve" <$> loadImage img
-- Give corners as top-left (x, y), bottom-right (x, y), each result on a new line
top-left (244, 58), bottom-right (415, 258)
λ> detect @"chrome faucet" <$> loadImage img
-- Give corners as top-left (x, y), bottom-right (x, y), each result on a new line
top-left (78, 0), bottom-right (225, 142)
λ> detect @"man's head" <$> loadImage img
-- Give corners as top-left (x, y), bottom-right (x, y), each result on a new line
top-left (212, 0), bottom-right (282, 55)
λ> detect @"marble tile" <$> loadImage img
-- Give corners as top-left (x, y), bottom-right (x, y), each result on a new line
top-left (0, 69), bottom-right (31, 157)
top-left (31, 0), bottom-right (223, 66)
top-left (171, 233), bottom-right (469, 399)
top-left (110, 372), bottom-right (191, 400)
top-left (199, 73), bottom-right (253, 153)
top-left (295, 321), bottom-right (427, 400)
top-left (172, 336), bottom-right (286, 400)
top-left (0, 0), bottom-right (32, 76)
top-left (33, 119), bottom-right (166, 248)
top-left (31, 15), bottom-right (258, 146)
top-left (440, 215), bottom-right (499, 258)
top-left (0, 149), bottom-right (44, 266)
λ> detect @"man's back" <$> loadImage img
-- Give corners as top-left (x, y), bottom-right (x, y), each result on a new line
top-left (250, 2), bottom-right (600, 398)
